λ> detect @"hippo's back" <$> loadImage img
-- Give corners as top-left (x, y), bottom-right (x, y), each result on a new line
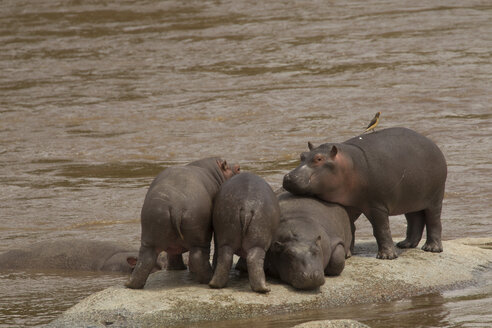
top-left (0, 239), bottom-right (135, 271)
top-left (278, 193), bottom-right (350, 239)
top-left (345, 127), bottom-right (446, 170)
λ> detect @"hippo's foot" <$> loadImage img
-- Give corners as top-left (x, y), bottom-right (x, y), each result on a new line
top-left (396, 239), bottom-right (419, 249)
top-left (125, 278), bottom-right (145, 289)
top-left (251, 282), bottom-right (270, 294)
top-left (376, 247), bottom-right (398, 260)
top-left (422, 240), bottom-right (443, 253)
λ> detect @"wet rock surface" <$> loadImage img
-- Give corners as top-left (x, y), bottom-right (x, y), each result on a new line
top-left (47, 238), bottom-right (492, 328)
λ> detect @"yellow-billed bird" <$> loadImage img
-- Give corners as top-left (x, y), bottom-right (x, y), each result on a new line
top-left (365, 111), bottom-right (381, 133)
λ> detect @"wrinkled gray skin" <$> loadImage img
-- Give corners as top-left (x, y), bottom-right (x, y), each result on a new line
top-left (283, 127), bottom-right (447, 260)
top-left (126, 157), bottom-right (240, 289)
top-left (209, 172), bottom-right (280, 293)
top-left (0, 239), bottom-right (152, 273)
top-left (265, 192), bottom-right (352, 290)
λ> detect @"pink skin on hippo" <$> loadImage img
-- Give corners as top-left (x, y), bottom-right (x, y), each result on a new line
top-left (209, 172), bottom-right (280, 293)
top-left (283, 127), bottom-right (447, 260)
top-left (126, 157), bottom-right (240, 289)
top-left (265, 192), bottom-right (352, 290)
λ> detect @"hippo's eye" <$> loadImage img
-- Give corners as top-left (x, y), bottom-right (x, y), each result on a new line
top-left (312, 154), bottom-right (325, 164)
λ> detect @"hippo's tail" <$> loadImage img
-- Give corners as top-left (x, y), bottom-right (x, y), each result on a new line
top-left (239, 208), bottom-right (254, 237)
top-left (170, 208), bottom-right (185, 241)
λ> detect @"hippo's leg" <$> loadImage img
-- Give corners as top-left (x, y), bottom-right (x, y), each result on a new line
top-left (167, 254), bottom-right (187, 270)
top-left (325, 243), bottom-right (346, 276)
top-left (367, 209), bottom-right (397, 260)
top-left (397, 210), bottom-right (425, 249)
top-left (422, 203), bottom-right (443, 253)
top-left (188, 246), bottom-right (212, 284)
top-left (125, 244), bottom-right (157, 289)
top-left (346, 209), bottom-right (361, 255)
top-left (209, 245), bottom-right (234, 289)
top-left (246, 247), bottom-right (270, 293)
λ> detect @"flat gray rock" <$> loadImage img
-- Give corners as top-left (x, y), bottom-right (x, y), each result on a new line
top-left (293, 319), bottom-right (370, 328)
top-left (48, 238), bottom-right (492, 328)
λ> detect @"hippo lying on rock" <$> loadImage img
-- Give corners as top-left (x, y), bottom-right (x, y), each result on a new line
top-left (209, 172), bottom-right (280, 293)
top-left (283, 127), bottom-right (447, 259)
top-left (0, 239), bottom-right (154, 273)
top-left (265, 192), bottom-right (352, 290)
top-left (126, 157), bottom-right (239, 289)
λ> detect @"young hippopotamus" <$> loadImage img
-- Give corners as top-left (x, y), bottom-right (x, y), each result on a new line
top-left (283, 127), bottom-right (447, 260)
top-left (209, 172), bottom-right (280, 293)
top-left (126, 157), bottom-right (240, 289)
top-left (0, 239), bottom-right (156, 273)
top-left (265, 192), bottom-right (352, 290)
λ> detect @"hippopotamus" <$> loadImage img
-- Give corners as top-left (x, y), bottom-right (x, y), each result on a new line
top-left (209, 172), bottom-right (280, 293)
top-left (265, 192), bottom-right (352, 290)
top-left (126, 157), bottom-right (240, 289)
top-left (283, 127), bottom-right (447, 260)
top-left (0, 239), bottom-right (157, 273)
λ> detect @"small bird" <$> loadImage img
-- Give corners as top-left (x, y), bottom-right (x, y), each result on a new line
top-left (365, 111), bottom-right (381, 133)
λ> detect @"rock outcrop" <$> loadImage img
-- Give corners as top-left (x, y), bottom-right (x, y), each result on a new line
top-left (48, 238), bottom-right (492, 328)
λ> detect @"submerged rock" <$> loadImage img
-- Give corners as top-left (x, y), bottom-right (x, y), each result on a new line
top-left (47, 238), bottom-right (492, 328)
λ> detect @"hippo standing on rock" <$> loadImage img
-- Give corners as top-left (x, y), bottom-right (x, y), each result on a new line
top-left (265, 192), bottom-right (352, 290)
top-left (209, 172), bottom-right (280, 293)
top-left (0, 239), bottom-right (152, 273)
top-left (126, 157), bottom-right (240, 289)
top-left (283, 127), bottom-right (447, 260)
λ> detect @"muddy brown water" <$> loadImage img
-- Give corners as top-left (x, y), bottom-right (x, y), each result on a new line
top-left (0, 0), bottom-right (491, 327)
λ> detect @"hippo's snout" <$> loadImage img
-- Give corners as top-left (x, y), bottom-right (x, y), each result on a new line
top-left (283, 171), bottom-right (310, 195)
top-left (291, 270), bottom-right (325, 290)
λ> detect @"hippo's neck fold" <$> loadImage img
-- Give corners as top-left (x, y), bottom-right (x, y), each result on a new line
top-left (330, 143), bottom-right (370, 208)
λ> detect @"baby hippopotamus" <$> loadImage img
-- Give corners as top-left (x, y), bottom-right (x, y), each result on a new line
top-left (283, 127), bottom-right (447, 260)
top-left (126, 157), bottom-right (239, 289)
top-left (209, 172), bottom-right (280, 293)
top-left (0, 239), bottom-right (154, 274)
top-left (265, 192), bottom-right (352, 290)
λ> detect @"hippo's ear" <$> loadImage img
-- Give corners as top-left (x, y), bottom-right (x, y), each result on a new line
top-left (308, 141), bottom-right (315, 150)
top-left (127, 256), bottom-right (138, 269)
top-left (219, 160), bottom-right (228, 170)
top-left (330, 145), bottom-right (338, 158)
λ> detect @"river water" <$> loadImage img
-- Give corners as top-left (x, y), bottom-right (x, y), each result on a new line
top-left (0, 0), bottom-right (491, 326)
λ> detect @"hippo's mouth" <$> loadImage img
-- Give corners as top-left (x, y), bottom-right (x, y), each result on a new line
top-left (283, 172), bottom-right (312, 195)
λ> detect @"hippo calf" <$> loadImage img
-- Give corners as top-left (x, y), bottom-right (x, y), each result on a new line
top-left (283, 127), bottom-right (447, 259)
top-left (265, 192), bottom-right (352, 290)
top-left (0, 239), bottom-right (152, 273)
top-left (126, 157), bottom-right (239, 289)
top-left (209, 172), bottom-right (280, 293)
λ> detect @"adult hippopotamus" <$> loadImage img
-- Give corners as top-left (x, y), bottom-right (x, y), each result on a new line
top-left (0, 239), bottom-right (155, 273)
top-left (126, 157), bottom-right (240, 289)
top-left (265, 192), bottom-right (352, 290)
top-left (283, 127), bottom-right (447, 260)
top-left (209, 172), bottom-right (280, 293)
